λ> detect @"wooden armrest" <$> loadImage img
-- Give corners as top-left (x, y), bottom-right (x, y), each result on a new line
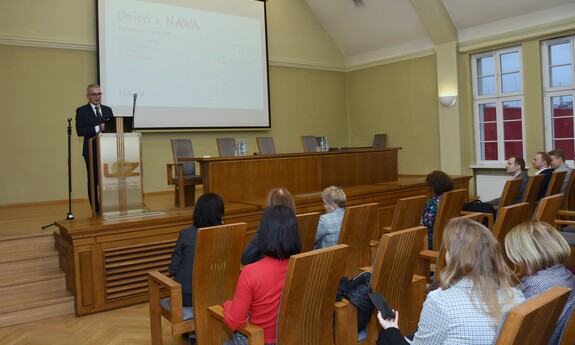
top-left (148, 270), bottom-right (181, 289)
top-left (166, 163), bottom-right (184, 185)
top-left (334, 299), bottom-right (356, 345)
top-left (382, 226), bottom-right (392, 234)
top-left (237, 323), bottom-right (265, 344)
top-left (460, 211), bottom-right (494, 229)
top-left (417, 250), bottom-right (438, 280)
top-left (485, 213), bottom-right (494, 229)
top-left (419, 250), bottom-right (438, 261)
top-left (555, 219), bottom-right (575, 228)
top-left (460, 211), bottom-right (484, 217)
top-left (557, 210), bottom-right (575, 217)
top-left (208, 305), bottom-right (265, 345)
top-left (360, 265), bottom-right (372, 272)
top-left (369, 240), bottom-right (379, 267)
top-left (148, 270), bottom-right (183, 322)
top-left (208, 305), bottom-right (225, 320)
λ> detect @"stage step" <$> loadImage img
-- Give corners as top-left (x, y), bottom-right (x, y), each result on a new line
top-left (0, 231), bottom-right (54, 253)
top-left (0, 232), bottom-right (74, 328)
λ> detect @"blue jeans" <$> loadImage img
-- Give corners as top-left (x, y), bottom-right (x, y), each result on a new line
top-left (223, 332), bottom-right (275, 345)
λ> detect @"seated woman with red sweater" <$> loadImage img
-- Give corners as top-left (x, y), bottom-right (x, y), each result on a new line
top-left (224, 205), bottom-right (302, 345)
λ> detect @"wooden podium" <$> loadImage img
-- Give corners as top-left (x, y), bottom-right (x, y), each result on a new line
top-left (88, 118), bottom-right (144, 217)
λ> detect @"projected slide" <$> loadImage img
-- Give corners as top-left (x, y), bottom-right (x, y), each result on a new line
top-left (98, 0), bottom-right (270, 129)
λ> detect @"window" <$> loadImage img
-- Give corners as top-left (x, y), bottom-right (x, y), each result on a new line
top-left (543, 36), bottom-right (575, 160)
top-left (472, 47), bottom-right (524, 164)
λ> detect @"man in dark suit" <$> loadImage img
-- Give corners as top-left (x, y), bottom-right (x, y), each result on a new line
top-left (532, 151), bottom-right (554, 200)
top-left (486, 156), bottom-right (529, 206)
top-left (75, 84), bottom-right (114, 214)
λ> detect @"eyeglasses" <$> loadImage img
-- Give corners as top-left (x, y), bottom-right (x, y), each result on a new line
top-left (89, 92), bottom-right (103, 97)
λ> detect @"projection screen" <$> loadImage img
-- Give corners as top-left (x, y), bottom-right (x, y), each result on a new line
top-left (97, 0), bottom-right (270, 129)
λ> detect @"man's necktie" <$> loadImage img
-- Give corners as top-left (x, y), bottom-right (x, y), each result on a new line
top-left (95, 105), bottom-right (103, 124)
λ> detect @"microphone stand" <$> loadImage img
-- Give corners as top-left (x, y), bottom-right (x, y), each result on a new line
top-left (65, 117), bottom-right (75, 220)
top-left (42, 118), bottom-right (75, 230)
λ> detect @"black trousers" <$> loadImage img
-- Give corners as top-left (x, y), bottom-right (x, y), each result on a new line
top-left (83, 153), bottom-right (100, 213)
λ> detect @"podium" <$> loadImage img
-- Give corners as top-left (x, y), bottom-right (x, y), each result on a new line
top-left (89, 119), bottom-right (144, 217)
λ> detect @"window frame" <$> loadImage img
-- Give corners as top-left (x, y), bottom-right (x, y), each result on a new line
top-left (471, 46), bottom-right (525, 165)
top-left (542, 36), bottom-right (575, 161)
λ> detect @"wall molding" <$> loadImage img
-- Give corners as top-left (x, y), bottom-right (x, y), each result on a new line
top-left (459, 17), bottom-right (575, 53)
top-left (345, 49), bottom-right (436, 72)
top-left (268, 59), bottom-right (346, 72)
top-left (0, 35), bottom-right (435, 73)
top-left (0, 35), bottom-right (94, 51)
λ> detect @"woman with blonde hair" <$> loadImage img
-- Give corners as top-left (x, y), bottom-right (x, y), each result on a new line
top-left (376, 218), bottom-right (523, 345)
top-left (505, 220), bottom-right (575, 345)
top-left (314, 185), bottom-right (346, 249)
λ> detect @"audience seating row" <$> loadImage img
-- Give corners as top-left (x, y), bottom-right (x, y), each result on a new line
top-left (148, 215), bottom-right (575, 345)
top-left (155, 165), bottom-right (575, 345)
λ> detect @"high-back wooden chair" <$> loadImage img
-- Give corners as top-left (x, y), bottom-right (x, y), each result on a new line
top-left (423, 213), bottom-right (485, 283)
top-left (415, 211), bottom-right (484, 286)
top-left (555, 172), bottom-right (575, 228)
top-left (296, 211), bottom-right (321, 253)
top-left (301, 135), bottom-right (319, 152)
top-left (338, 203), bottom-right (379, 278)
top-left (493, 286), bottom-right (571, 345)
top-left (371, 226), bottom-right (426, 336)
top-left (521, 174), bottom-right (545, 217)
top-left (372, 133), bottom-right (387, 149)
top-left (383, 195), bottom-right (427, 233)
top-left (492, 203), bottom-right (530, 250)
top-left (431, 189), bottom-right (468, 251)
top-left (533, 193), bottom-right (564, 227)
top-left (496, 178), bottom-right (524, 209)
top-left (547, 170), bottom-right (568, 197)
top-left (256, 137), bottom-right (276, 155)
top-left (216, 137), bottom-right (236, 157)
top-left (167, 139), bottom-right (203, 207)
top-left (336, 226), bottom-right (426, 345)
top-left (207, 244), bottom-right (350, 345)
top-left (564, 172), bottom-right (575, 211)
top-left (417, 189), bottom-right (468, 280)
top-left (148, 222), bottom-right (246, 345)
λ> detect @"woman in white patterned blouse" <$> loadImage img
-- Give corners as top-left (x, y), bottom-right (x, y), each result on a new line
top-left (376, 218), bottom-right (524, 345)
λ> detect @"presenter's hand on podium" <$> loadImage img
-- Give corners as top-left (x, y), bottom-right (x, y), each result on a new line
top-left (100, 123), bottom-right (105, 133)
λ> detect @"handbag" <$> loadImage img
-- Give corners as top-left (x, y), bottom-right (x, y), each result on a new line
top-left (461, 200), bottom-right (496, 226)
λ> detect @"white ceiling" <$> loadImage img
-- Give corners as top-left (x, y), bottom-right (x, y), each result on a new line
top-left (305, 0), bottom-right (575, 66)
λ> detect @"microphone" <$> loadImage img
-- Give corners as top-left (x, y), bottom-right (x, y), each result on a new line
top-left (132, 93), bottom-right (137, 117)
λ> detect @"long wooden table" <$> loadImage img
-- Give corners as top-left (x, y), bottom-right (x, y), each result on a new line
top-left (188, 148), bottom-right (400, 201)
top-left (54, 175), bottom-right (471, 316)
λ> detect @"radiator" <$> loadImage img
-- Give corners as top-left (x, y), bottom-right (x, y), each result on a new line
top-left (475, 174), bottom-right (510, 201)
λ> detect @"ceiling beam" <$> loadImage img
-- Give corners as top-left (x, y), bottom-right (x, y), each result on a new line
top-left (410, 0), bottom-right (458, 44)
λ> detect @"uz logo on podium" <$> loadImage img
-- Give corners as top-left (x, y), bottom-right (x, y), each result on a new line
top-left (103, 162), bottom-right (140, 178)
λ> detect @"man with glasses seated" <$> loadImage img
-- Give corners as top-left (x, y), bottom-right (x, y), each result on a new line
top-left (75, 84), bottom-right (115, 215)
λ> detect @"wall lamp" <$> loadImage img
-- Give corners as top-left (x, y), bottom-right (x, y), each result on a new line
top-left (439, 95), bottom-right (457, 107)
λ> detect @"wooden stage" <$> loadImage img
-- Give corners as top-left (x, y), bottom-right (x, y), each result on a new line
top-left (52, 173), bottom-right (471, 316)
